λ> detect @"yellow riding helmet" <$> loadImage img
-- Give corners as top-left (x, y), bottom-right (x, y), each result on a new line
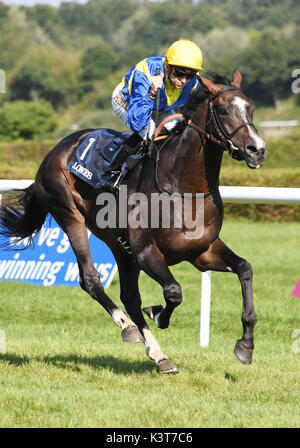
top-left (165, 39), bottom-right (203, 71)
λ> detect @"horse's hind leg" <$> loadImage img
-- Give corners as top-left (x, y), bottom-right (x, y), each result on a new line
top-left (36, 181), bottom-right (137, 337)
top-left (115, 251), bottom-right (178, 373)
top-left (192, 238), bottom-right (256, 365)
top-left (63, 218), bottom-right (137, 334)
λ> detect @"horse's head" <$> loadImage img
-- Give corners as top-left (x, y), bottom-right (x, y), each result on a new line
top-left (199, 70), bottom-right (266, 169)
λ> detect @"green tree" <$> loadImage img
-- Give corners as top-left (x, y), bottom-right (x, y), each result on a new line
top-left (127, 4), bottom-right (194, 52)
top-left (10, 64), bottom-right (66, 108)
top-left (8, 39), bottom-right (82, 108)
top-left (126, 2), bottom-right (228, 56)
top-left (80, 43), bottom-right (117, 89)
top-left (24, 4), bottom-right (68, 46)
top-left (238, 28), bottom-right (299, 108)
top-left (195, 26), bottom-right (250, 65)
top-left (59, 0), bottom-right (135, 40)
top-left (0, 2), bottom-right (9, 23)
top-left (0, 7), bottom-right (45, 71)
top-left (57, 2), bottom-right (86, 34)
top-left (224, 0), bottom-right (300, 30)
top-left (0, 101), bottom-right (57, 141)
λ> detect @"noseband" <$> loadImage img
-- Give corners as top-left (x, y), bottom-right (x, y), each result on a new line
top-left (188, 86), bottom-right (256, 156)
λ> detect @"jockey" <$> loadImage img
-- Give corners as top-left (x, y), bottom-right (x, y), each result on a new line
top-left (98, 39), bottom-right (203, 190)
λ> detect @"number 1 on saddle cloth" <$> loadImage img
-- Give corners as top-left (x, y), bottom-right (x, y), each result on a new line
top-left (67, 129), bottom-right (144, 192)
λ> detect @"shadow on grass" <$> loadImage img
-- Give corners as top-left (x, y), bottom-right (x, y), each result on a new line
top-left (0, 352), bottom-right (30, 366)
top-left (0, 351), bottom-right (154, 374)
top-left (42, 354), bottom-right (154, 375)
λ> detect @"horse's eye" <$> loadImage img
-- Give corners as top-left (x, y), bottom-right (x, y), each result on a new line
top-left (218, 107), bottom-right (228, 116)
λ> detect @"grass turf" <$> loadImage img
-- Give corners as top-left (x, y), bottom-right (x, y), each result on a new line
top-left (0, 220), bottom-right (299, 428)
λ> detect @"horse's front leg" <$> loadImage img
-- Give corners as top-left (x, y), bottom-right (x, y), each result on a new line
top-left (192, 238), bottom-right (256, 365)
top-left (136, 243), bottom-right (182, 330)
top-left (114, 250), bottom-right (178, 373)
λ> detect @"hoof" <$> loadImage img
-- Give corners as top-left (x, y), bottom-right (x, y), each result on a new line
top-left (122, 326), bottom-right (144, 343)
top-left (143, 305), bottom-right (164, 326)
top-left (234, 340), bottom-right (253, 365)
top-left (156, 358), bottom-right (179, 374)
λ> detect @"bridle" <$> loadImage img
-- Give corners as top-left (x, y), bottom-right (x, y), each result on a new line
top-left (188, 86), bottom-right (257, 157)
top-left (152, 85), bottom-right (257, 198)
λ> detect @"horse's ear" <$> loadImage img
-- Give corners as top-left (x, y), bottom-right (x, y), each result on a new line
top-left (232, 69), bottom-right (242, 88)
top-left (199, 77), bottom-right (222, 96)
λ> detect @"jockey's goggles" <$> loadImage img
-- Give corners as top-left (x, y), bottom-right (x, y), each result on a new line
top-left (172, 66), bottom-right (197, 79)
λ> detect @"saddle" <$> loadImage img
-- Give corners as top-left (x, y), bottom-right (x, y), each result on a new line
top-left (67, 129), bottom-right (140, 188)
top-left (67, 114), bottom-right (184, 189)
top-left (101, 133), bottom-right (132, 163)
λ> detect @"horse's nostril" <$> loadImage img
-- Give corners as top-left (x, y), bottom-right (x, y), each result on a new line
top-left (246, 145), bottom-right (258, 154)
top-left (246, 144), bottom-right (266, 156)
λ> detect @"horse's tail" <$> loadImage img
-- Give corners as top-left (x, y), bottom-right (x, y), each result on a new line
top-left (0, 183), bottom-right (47, 249)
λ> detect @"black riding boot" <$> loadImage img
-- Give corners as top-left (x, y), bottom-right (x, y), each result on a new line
top-left (98, 133), bottom-right (143, 191)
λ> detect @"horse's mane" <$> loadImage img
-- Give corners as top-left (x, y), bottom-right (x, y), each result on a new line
top-left (171, 72), bottom-right (232, 134)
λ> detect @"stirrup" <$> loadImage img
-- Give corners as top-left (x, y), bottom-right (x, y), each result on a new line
top-left (97, 171), bottom-right (121, 192)
top-left (112, 171), bottom-right (123, 191)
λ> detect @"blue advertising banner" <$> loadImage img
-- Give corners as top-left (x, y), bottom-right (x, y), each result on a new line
top-left (0, 215), bottom-right (117, 288)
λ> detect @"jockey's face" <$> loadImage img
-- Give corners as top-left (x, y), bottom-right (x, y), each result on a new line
top-left (166, 64), bottom-right (195, 89)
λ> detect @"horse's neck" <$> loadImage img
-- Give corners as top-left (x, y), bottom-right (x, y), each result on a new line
top-left (170, 102), bottom-right (223, 194)
top-left (203, 140), bottom-right (224, 190)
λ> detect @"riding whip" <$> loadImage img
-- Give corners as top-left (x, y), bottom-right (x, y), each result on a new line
top-left (149, 67), bottom-right (161, 158)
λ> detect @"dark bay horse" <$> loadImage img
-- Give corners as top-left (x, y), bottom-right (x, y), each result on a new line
top-left (0, 70), bottom-right (266, 373)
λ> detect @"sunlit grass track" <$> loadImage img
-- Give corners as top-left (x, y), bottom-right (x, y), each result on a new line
top-left (0, 221), bottom-right (299, 428)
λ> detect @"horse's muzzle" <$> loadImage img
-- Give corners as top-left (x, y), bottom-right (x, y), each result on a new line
top-left (244, 142), bottom-right (266, 169)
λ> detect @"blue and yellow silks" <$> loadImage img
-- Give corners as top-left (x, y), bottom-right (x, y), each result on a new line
top-left (120, 56), bottom-right (201, 133)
